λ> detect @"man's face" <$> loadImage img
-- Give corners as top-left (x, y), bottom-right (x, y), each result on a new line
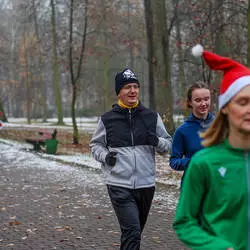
top-left (118, 83), bottom-right (139, 106)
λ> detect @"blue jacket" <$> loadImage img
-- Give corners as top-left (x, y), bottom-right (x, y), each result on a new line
top-left (169, 113), bottom-right (214, 173)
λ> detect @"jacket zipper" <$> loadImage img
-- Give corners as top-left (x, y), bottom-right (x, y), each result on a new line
top-left (129, 109), bottom-right (134, 145)
top-left (129, 109), bottom-right (136, 188)
top-left (245, 151), bottom-right (250, 250)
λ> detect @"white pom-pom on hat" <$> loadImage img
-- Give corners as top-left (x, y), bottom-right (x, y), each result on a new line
top-left (192, 44), bottom-right (204, 57)
top-left (194, 43), bottom-right (250, 110)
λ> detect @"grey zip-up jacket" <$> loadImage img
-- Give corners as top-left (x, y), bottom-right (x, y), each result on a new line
top-left (90, 103), bottom-right (172, 189)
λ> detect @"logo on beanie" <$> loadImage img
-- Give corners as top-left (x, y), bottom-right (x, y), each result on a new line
top-left (123, 69), bottom-right (137, 80)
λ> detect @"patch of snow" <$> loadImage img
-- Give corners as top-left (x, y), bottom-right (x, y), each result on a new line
top-left (0, 117), bottom-right (182, 189)
top-left (3, 117), bottom-right (99, 134)
top-left (0, 141), bottom-right (180, 210)
top-left (0, 137), bottom-right (181, 188)
top-left (0, 141), bottom-right (104, 187)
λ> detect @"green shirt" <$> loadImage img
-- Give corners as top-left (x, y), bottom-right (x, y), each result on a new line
top-left (45, 139), bottom-right (58, 155)
top-left (173, 139), bottom-right (249, 250)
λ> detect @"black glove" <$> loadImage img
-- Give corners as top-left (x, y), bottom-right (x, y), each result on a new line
top-left (105, 152), bottom-right (118, 166)
top-left (147, 131), bottom-right (159, 147)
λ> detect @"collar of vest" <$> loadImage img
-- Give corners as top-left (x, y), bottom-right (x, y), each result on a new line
top-left (112, 101), bottom-right (145, 113)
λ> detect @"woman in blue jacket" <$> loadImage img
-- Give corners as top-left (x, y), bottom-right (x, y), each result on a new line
top-left (169, 83), bottom-right (214, 185)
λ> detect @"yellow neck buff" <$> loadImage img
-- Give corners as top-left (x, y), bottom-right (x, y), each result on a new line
top-left (118, 99), bottom-right (139, 109)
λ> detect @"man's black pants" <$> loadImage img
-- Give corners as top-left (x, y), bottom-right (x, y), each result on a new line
top-left (107, 185), bottom-right (155, 250)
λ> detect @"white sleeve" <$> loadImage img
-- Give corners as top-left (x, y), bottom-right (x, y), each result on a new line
top-left (155, 113), bottom-right (172, 153)
top-left (89, 118), bottom-right (109, 163)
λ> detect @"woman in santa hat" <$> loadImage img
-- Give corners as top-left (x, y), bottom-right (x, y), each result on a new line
top-left (173, 44), bottom-right (250, 250)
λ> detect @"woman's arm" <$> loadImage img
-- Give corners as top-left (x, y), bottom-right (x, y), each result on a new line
top-left (169, 129), bottom-right (190, 171)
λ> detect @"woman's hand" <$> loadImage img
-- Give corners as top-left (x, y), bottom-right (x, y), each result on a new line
top-left (227, 248), bottom-right (234, 250)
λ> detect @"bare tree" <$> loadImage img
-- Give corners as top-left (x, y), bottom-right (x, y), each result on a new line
top-left (248, 0), bottom-right (250, 66)
top-left (68, 0), bottom-right (88, 144)
top-left (50, 0), bottom-right (64, 124)
top-left (31, 0), bottom-right (47, 122)
top-left (144, 0), bottom-right (156, 110)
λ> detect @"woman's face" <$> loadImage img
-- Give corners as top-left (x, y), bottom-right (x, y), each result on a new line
top-left (222, 85), bottom-right (250, 135)
top-left (189, 88), bottom-right (211, 119)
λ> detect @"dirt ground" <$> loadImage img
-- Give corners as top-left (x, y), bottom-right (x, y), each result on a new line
top-left (0, 127), bottom-right (91, 155)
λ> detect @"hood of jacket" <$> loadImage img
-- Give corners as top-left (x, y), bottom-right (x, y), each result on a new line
top-left (184, 113), bottom-right (214, 129)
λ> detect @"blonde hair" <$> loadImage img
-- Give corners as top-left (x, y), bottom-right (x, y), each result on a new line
top-left (200, 111), bottom-right (228, 147)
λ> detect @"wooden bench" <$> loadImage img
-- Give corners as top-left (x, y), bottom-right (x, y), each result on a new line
top-left (26, 136), bottom-right (46, 151)
top-left (25, 130), bottom-right (57, 152)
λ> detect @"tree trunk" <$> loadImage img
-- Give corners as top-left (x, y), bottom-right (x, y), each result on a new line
top-left (0, 101), bottom-right (8, 122)
top-left (103, 56), bottom-right (109, 111)
top-left (175, 3), bottom-right (186, 114)
top-left (162, 29), bottom-right (174, 135)
top-left (22, 33), bottom-right (31, 124)
top-left (151, 0), bottom-right (174, 135)
top-left (68, 0), bottom-right (88, 144)
top-left (69, 0), bottom-right (78, 144)
top-left (127, 0), bottom-right (134, 69)
top-left (50, 0), bottom-right (64, 125)
top-left (247, 0), bottom-right (250, 67)
top-left (144, 0), bottom-right (156, 110)
top-left (213, 0), bottom-right (226, 112)
top-left (32, 0), bottom-right (47, 122)
top-left (71, 84), bottom-right (78, 144)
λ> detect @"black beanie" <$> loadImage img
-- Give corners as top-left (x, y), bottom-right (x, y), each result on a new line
top-left (115, 68), bottom-right (140, 95)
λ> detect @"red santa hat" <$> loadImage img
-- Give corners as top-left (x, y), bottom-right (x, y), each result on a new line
top-left (192, 44), bottom-right (250, 110)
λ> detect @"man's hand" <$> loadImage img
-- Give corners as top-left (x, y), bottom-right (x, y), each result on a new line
top-left (105, 152), bottom-right (118, 166)
top-left (226, 248), bottom-right (234, 250)
top-left (147, 131), bottom-right (159, 147)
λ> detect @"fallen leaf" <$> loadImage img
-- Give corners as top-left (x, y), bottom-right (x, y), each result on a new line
top-left (60, 239), bottom-right (69, 242)
top-left (152, 236), bottom-right (160, 239)
top-left (26, 229), bottom-right (36, 234)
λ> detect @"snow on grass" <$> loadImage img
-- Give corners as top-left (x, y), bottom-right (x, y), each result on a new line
top-left (0, 141), bottom-right (104, 187)
top-left (3, 117), bottom-right (98, 133)
top-left (0, 117), bottom-right (181, 188)
top-left (1, 137), bottom-right (181, 188)
top-left (0, 141), bottom-right (180, 210)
